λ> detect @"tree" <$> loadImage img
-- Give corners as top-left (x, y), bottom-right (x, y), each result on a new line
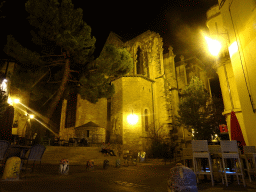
top-left (176, 76), bottom-right (223, 140)
top-left (4, 0), bottom-right (132, 134)
top-left (79, 44), bottom-right (133, 103)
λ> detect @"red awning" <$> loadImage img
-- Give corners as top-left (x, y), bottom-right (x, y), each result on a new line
top-left (230, 111), bottom-right (246, 146)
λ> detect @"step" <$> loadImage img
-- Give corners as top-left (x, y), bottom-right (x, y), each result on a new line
top-left (41, 146), bottom-right (122, 166)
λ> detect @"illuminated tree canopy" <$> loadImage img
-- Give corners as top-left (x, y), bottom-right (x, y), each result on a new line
top-left (176, 76), bottom-right (223, 140)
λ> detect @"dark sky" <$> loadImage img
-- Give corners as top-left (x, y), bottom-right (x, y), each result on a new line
top-left (0, 0), bottom-right (218, 59)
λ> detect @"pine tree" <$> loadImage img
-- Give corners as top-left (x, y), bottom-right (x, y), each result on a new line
top-left (4, 0), bottom-right (132, 134)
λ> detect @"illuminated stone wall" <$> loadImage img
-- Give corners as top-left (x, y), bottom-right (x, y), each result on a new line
top-left (206, 2), bottom-right (256, 145)
top-left (59, 96), bottom-right (107, 141)
top-left (59, 30), bottom-right (208, 150)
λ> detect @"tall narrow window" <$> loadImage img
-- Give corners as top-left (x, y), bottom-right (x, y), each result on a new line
top-left (107, 99), bottom-right (111, 121)
top-left (145, 53), bottom-right (149, 78)
top-left (136, 47), bottom-right (143, 74)
top-left (65, 93), bottom-right (77, 128)
top-left (144, 109), bottom-right (149, 132)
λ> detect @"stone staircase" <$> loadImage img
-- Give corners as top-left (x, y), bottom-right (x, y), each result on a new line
top-left (41, 146), bottom-right (123, 167)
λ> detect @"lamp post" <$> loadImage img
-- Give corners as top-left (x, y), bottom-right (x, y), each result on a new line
top-left (204, 36), bottom-right (234, 110)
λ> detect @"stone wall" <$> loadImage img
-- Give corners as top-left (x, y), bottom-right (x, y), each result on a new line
top-left (59, 95), bottom-right (107, 141)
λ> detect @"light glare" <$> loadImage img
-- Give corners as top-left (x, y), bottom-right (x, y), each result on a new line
top-left (229, 41), bottom-right (238, 57)
top-left (204, 36), bottom-right (222, 56)
top-left (127, 114), bottom-right (138, 125)
top-left (14, 99), bottom-right (20, 103)
top-left (7, 97), bottom-right (12, 105)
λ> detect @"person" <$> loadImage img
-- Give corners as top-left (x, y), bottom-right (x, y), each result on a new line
top-left (100, 142), bottom-right (108, 154)
top-left (106, 142), bottom-right (116, 156)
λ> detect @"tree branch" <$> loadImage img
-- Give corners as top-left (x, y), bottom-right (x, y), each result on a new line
top-left (47, 81), bottom-right (62, 83)
top-left (70, 70), bottom-right (79, 73)
top-left (31, 71), bottom-right (49, 89)
top-left (68, 80), bottom-right (79, 83)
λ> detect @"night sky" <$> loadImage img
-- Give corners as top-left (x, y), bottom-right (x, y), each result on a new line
top-left (0, 0), bottom-right (222, 98)
top-left (1, 0), bottom-right (218, 57)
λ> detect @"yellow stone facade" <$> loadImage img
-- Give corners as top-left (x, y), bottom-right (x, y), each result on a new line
top-left (59, 30), bottom-right (210, 150)
top-left (206, 1), bottom-right (256, 146)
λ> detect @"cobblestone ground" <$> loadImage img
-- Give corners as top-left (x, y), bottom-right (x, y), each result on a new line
top-left (0, 163), bottom-right (256, 192)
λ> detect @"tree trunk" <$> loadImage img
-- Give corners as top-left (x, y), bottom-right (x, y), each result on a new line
top-left (45, 56), bottom-right (70, 134)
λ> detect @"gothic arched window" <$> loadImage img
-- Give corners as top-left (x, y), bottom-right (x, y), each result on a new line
top-left (136, 47), bottom-right (143, 74)
top-left (65, 93), bottom-right (77, 128)
top-left (144, 109), bottom-right (149, 132)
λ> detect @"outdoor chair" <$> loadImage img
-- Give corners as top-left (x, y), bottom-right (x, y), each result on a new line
top-left (21, 144), bottom-right (46, 173)
top-left (128, 150), bottom-right (138, 165)
top-left (68, 138), bottom-right (75, 146)
top-left (242, 146), bottom-right (256, 182)
top-left (0, 140), bottom-right (10, 167)
top-left (220, 140), bottom-right (246, 187)
top-left (182, 148), bottom-right (193, 170)
top-left (192, 140), bottom-right (214, 186)
top-left (208, 145), bottom-right (224, 184)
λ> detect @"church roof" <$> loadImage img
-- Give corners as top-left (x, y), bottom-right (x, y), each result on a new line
top-left (103, 31), bottom-right (124, 48)
top-left (75, 121), bottom-right (101, 129)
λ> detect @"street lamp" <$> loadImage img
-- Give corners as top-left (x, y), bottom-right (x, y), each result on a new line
top-left (127, 110), bottom-right (138, 125)
top-left (204, 35), bottom-right (234, 110)
top-left (204, 36), bottom-right (222, 56)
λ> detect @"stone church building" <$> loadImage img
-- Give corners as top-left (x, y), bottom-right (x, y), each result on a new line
top-left (59, 30), bottom-right (210, 151)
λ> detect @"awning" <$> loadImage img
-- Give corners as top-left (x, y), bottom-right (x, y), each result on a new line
top-left (230, 111), bottom-right (246, 146)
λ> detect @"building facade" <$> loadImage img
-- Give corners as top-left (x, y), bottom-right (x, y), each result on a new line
top-left (0, 60), bottom-right (31, 142)
top-left (59, 31), bottom-right (210, 151)
top-left (206, 0), bottom-right (256, 146)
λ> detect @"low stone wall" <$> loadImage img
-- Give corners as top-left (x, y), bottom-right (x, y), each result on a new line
top-left (41, 146), bottom-right (120, 166)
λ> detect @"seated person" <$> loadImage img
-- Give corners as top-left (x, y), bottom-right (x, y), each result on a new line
top-left (106, 142), bottom-right (116, 156)
top-left (100, 142), bottom-right (108, 154)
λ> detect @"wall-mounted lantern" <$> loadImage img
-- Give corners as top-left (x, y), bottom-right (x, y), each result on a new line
top-left (127, 110), bottom-right (138, 125)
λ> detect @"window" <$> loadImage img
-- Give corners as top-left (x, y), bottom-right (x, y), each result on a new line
top-left (107, 99), bottom-right (111, 121)
top-left (145, 53), bottom-right (149, 78)
top-left (65, 93), bottom-right (77, 128)
top-left (144, 109), bottom-right (149, 132)
top-left (136, 47), bottom-right (143, 74)
top-left (87, 130), bottom-right (89, 137)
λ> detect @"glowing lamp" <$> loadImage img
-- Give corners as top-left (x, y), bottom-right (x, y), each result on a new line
top-left (29, 114), bottom-right (35, 119)
top-left (14, 99), bottom-right (20, 103)
top-left (7, 97), bottom-right (12, 105)
top-left (127, 112), bottom-right (138, 125)
top-left (204, 36), bottom-right (222, 56)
